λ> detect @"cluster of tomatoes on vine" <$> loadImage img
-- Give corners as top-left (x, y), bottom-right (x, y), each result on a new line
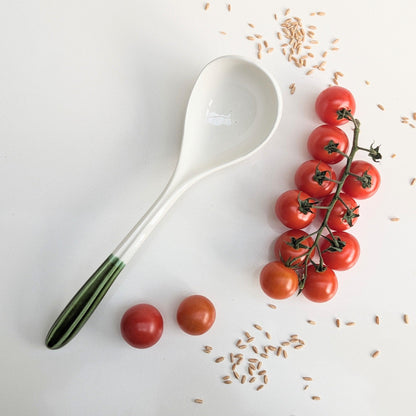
top-left (260, 86), bottom-right (382, 303)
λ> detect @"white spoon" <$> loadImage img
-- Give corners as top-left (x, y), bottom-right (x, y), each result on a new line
top-left (45, 55), bottom-right (282, 349)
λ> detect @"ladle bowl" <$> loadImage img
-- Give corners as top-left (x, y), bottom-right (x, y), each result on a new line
top-left (45, 55), bottom-right (283, 349)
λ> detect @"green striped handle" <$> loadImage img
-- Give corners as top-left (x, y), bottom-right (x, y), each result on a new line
top-left (45, 254), bottom-right (125, 349)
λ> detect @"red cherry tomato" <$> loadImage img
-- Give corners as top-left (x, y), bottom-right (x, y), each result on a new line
top-left (307, 124), bottom-right (349, 164)
top-left (260, 261), bottom-right (299, 300)
top-left (321, 231), bottom-right (360, 271)
top-left (275, 190), bottom-right (316, 229)
top-left (342, 160), bottom-right (381, 199)
top-left (295, 160), bottom-right (337, 198)
top-left (315, 86), bottom-right (356, 126)
top-left (120, 304), bottom-right (163, 348)
top-left (320, 192), bottom-right (359, 231)
top-left (274, 229), bottom-right (315, 267)
top-left (177, 295), bottom-right (216, 335)
top-left (302, 266), bottom-right (338, 303)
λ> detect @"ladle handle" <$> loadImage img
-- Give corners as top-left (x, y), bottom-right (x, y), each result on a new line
top-left (45, 173), bottom-right (190, 349)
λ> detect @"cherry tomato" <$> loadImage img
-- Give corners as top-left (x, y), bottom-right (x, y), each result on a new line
top-left (321, 231), bottom-right (360, 271)
top-left (315, 86), bottom-right (356, 126)
top-left (295, 160), bottom-right (337, 198)
top-left (260, 261), bottom-right (298, 300)
top-left (177, 295), bottom-right (216, 335)
top-left (320, 192), bottom-right (359, 231)
top-left (342, 160), bottom-right (381, 199)
top-left (274, 229), bottom-right (315, 267)
top-left (120, 304), bottom-right (163, 348)
top-left (275, 190), bottom-right (316, 229)
top-left (302, 266), bottom-right (338, 303)
top-left (307, 124), bottom-right (349, 164)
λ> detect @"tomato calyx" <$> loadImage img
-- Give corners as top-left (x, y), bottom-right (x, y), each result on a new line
top-left (321, 236), bottom-right (346, 253)
top-left (297, 193), bottom-right (317, 214)
top-left (349, 170), bottom-right (373, 189)
top-left (323, 139), bottom-right (348, 158)
top-left (357, 143), bottom-right (382, 163)
top-left (312, 163), bottom-right (337, 186)
top-left (340, 201), bottom-right (360, 226)
top-left (336, 108), bottom-right (355, 123)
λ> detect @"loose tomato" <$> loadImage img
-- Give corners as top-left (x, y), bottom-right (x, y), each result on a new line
top-left (315, 86), bottom-right (356, 126)
top-left (274, 229), bottom-right (315, 267)
top-left (295, 160), bottom-right (337, 198)
top-left (321, 231), bottom-right (360, 271)
top-left (302, 266), bottom-right (338, 303)
top-left (307, 124), bottom-right (349, 164)
top-left (342, 160), bottom-right (381, 199)
top-left (260, 261), bottom-right (298, 299)
top-left (176, 295), bottom-right (216, 335)
top-left (120, 304), bottom-right (164, 348)
top-left (320, 192), bottom-right (359, 231)
top-left (275, 190), bottom-right (316, 229)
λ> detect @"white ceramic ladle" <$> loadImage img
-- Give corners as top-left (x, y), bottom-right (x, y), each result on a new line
top-left (46, 55), bottom-right (282, 349)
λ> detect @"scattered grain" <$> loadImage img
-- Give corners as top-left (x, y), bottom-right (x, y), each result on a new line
top-left (249, 377), bottom-right (256, 383)
top-left (276, 346), bottom-right (282, 356)
top-left (335, 318), bottom-right (341, 327)
top-left (260, 353), bottom-right (268, 359)
top-left (310, 40), bottom-right (319, 44)
top-left (264, 375), bottom-right (269, 384)
top-left (257, 361), bottom-right (262, 370)
top-left (411, 178), bottom-right (416, 186)
top-left (304, 385), bottom-right (309, 390)
top-left (254, 34), bottom-right (263, 39)
top-left (332, 38), bottom-right (340, 44)
top-left (224, 380), bottom-right (232, 384)
top-left (377, 104), bottom-right (385, 111)
top-left (222, 375), bottom-right (230, 380)
top-left (246, 36), bottom-right (255, 41)
top-left (252, 346), bottom-right (259, 353)
top-left (254, 324), bottom-right (263, 331)
top-left (345, 322), bottom-right (356, 326)
top-left (307, 320), bottom-right (316, 325)
top-left (375, 315), bottom-right (380, 325)
top-left (331, 47), bottom-right (339, 51)
top-left (303, 376), bottom-right (313, 381)
top-left (372, 350), bottom-right (380, 358)
top-left (312, 395), bottom-right (321, 400)
top-left (267, 345), bottom-right (277, 352)
top-left (246, 337), bottom-right (255, 343)
top-left (266, 47), bottom-right (274, 54)
top-left (410, 123), bottom-right (415, 128)
top-left (233, 370), bottom-right (240, 380)
top-left (194, 398), bottom-right (203, 404)
top-left (390, 217), bottom-right (400, 222)
top-left (294, 344), bottom-right (304, 349)
top-left (265, 331), bottom-right (271, 340)
top-left (219, 31), bottom-right (227, 35)
top-left (413, 113), bottom-right (416, 120)
top-left (306, 69), bottom-right (314, 75)
top-left (365, 80), bottom-right (370, 85)
top-left (391, 153), bottom-right (397, 158)
top-left (248, 358), bottom-right (258, 363)
top-left (215, 357), bottom-right (225, 363)
top-left (227, 4), bottom-right (231, 12)
top-left (248, 23), bottom-right (255, 28)
top-left (404, 314), bottom-right (409, 324)
top-left (322, 51), bottom-right (328, 58)
top-left (282, 349), bottom-right (288, 359)
top-left (241, 375), bottom-right (246, 384)
top-left (284, 8), bottom-right (290, 16)
top-left (204, 3), bottom-right (210, 11)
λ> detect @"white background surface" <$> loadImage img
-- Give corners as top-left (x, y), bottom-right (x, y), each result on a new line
top-left (1, 1), bottom-right (416, 415)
